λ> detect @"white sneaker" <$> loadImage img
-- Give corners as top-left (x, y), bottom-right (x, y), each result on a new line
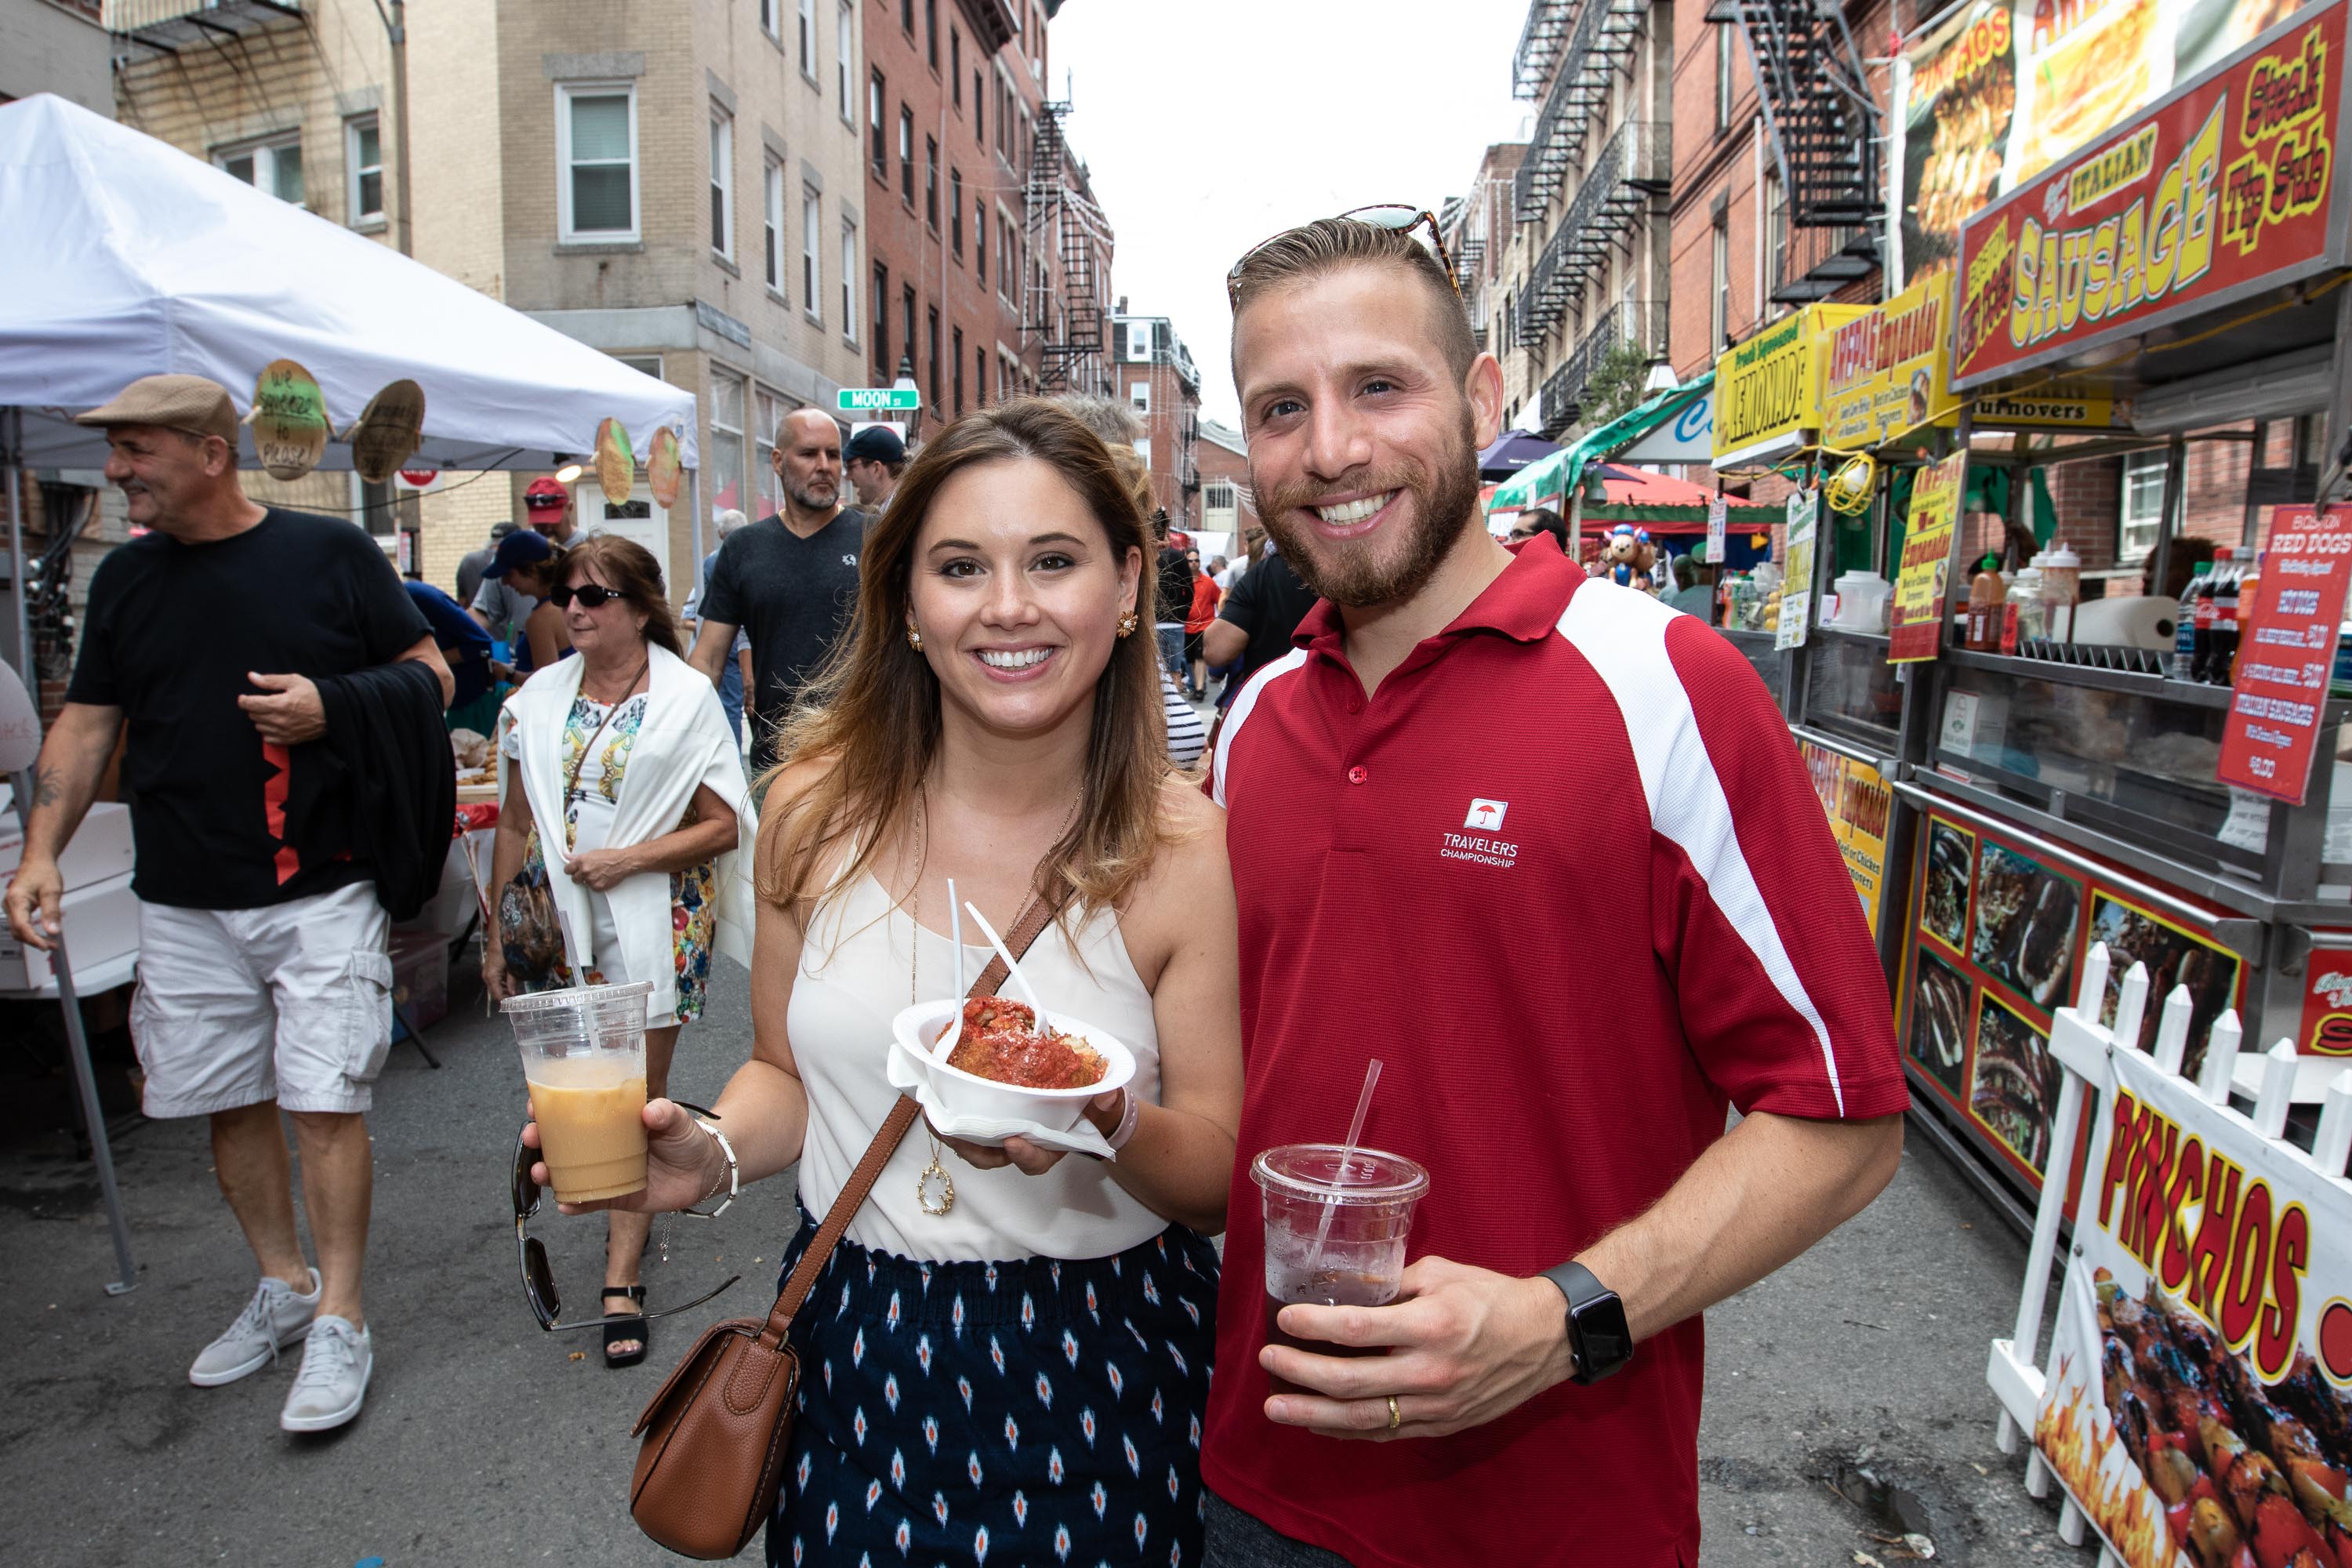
top-left (187, 1269), bottom-right (318, 1388)
top-left (279, 1316), bottom-right (373, 1433)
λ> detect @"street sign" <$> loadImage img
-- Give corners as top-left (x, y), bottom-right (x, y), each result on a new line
top-left (838, 387), bottom-right (921, 412)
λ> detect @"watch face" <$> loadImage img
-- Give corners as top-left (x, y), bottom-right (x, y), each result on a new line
top-left (1573, 1293), bottom-right (1634, 1382)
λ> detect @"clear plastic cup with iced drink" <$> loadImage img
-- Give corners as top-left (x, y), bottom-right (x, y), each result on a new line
top-left (505, 981), bottom-right (655, 1203)
top-left (1250, 1143), bottom-right (1428, 1393)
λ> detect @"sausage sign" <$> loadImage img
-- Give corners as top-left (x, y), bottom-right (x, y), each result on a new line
top-left (1952, 1), bottom-right (2349, 389)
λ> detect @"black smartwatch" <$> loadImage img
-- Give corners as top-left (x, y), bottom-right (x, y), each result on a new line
top-left (1539, 1261), bottom-right (1632, 1385)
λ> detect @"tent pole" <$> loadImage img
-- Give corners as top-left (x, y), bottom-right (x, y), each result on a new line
top-left (1567, 490), bottom-right (1583, 568)
top-left (688, 467), bottom-right (704, 590)
top-left (9, 768), bottom-right (139, 1297)
top-left (6, 407), bottom-right (30, 688)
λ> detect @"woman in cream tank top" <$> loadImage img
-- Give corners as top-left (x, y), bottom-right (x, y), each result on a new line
top-left (537, 401), bottom-right (1243, 1568)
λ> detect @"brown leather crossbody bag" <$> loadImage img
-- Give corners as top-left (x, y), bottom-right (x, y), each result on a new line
top-left (626, 891), bottom-right (1062, 1559)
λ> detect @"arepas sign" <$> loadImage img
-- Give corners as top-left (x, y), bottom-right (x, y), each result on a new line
top-left (1953, 2), bottom-right (2351, 388)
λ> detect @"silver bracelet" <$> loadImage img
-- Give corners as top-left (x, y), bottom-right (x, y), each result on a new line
top-left (681, 1118), bottom-right (738, 1219)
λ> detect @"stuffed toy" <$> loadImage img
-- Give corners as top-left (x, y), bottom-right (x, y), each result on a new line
top-left (1595, 524), bottom-right (1656, 592)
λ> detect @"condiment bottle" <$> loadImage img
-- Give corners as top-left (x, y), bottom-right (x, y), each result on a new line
top-left (2042, 543), bottom-right (2080, 643)
top-left (2001, 563), bottom-right (2043, 655)
top-left (2173, 561), bottom-right (2211, 681)
top-left (1966, 554), bottom-right (2005, 652)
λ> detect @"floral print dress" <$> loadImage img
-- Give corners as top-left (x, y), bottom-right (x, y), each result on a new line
top-left (500, 693), bottom-right (719, 1024)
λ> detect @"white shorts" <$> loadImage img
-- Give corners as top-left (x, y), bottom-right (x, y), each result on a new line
top-left (130, 882), bottom-right (394, 1117)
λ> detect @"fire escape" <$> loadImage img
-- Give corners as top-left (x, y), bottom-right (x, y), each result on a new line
top-left (1728, 0), bottom-right (1883, 301)
top-left (1022, 102), bottom-right (1109, 395)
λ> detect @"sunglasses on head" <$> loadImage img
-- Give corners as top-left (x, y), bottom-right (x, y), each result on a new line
top-left (512, 1107), bottom-right (739, 1333)
top-left (1227, 204), bottom-right (1460, 309)
top-left (549, 583), bottom-right (626, 610)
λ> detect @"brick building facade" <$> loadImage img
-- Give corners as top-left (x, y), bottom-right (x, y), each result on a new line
top-left (1194, 417), bottom-right (1260, 563)
top-left (1107, 309), bottom-right (1201, 534)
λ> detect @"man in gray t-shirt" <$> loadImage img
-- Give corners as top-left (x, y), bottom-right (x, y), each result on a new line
top-left (469, 476), bottom-right (579, 640)
top-left (686, 409), bottom-right (866, 771)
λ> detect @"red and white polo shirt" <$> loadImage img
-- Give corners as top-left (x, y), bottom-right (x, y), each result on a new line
top-left (1200, 537), bottom-right (1904, 1568)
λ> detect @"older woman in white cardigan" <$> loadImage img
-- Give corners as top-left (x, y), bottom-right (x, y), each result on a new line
top-left (483, 535), bottom-right (751, 1368)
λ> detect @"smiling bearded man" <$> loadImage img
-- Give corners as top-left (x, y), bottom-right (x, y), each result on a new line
top-left (1196, 216), bottom-right (1909, 1568)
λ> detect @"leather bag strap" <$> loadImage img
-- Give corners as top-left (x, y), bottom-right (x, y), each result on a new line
top-left (756, 886), bottom-right (1065, 1346)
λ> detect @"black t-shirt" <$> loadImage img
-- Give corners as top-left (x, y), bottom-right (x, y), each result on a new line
top-left (67, 508), bottom-right (432, 909)
top-left (1156, 546), bottom-right (1194, 627)
top-left (697, 508), bottom-right (869, 762)
top-left (1216, 550), bottom-right (1322, 681)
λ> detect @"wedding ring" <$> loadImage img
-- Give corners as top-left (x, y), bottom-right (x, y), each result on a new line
top-left (1386, 1396), bottom-right (1401, 1431)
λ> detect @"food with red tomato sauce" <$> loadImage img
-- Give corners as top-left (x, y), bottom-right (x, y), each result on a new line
top-left (946, 997), bottom-right (1107, 1091)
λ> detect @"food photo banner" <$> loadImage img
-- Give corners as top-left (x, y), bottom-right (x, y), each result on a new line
top-left (2031, 1040), bottom-right (2352, 1568)
top-left (1897, 0), bottom-right (2333, 285)
top-left (1903, 808), bottom-right (2246, 1201)
top-left (2216, 503), bottom-right (2352, 804)
top-left (1952, 0), bottom-right (2349, 388)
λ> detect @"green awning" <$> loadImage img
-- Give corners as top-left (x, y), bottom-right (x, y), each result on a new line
top-left (1485, 372), bottom-right (1715, 513)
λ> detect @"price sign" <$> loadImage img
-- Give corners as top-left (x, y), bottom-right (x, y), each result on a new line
top-left (2216, 505), bottom-right (2352, 805)
top-left (1889, 452), bottom-right (1966, 663)
top-left (1776, 489), bottom-right (1820, 652)
top-left (1705, 494), bottom-right (1727, 567)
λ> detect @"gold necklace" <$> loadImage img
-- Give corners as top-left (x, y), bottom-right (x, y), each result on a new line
top-left (906, 783), bottom-right (1080, 1219)
top-left (909, 789), bottom-right (956, 1218)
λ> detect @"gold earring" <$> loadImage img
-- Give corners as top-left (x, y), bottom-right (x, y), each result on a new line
top-left (906, 619), bottom-right (924, 652)
top-left (1116, 611), bottom-right (1139, 638)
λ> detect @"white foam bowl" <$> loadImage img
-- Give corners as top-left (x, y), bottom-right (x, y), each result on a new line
top-left (890, 998), bottom-right (1136, 1136)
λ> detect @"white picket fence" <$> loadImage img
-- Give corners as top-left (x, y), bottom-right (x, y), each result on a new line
top-left (1984, 942), bottom-right (2352, 1560)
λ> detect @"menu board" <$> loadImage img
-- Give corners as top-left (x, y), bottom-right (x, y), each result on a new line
top-left (1798, 741), bottom-right (1893, 935)
top-left (1777, 490), bottom-right (1820, 652)
top-left (1890, 452), bottom-right (1969, 662)
top-left (1953, 2), bottom-right (2348, 388)
top-left (1901, 808), bottom-right (2246, 1198)
top-left (2217, 504), bottom-right (2352, 804)
top-left (1897, 0), bottom-right (2325, 285)
top-left (2034, 1041), bottom-right (2352, 1568)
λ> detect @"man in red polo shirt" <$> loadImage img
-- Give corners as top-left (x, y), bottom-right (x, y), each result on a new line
top-left (1198, 216), bottom-right (1908, 1567)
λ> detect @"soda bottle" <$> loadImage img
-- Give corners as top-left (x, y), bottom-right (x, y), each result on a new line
top-left (2205, 546), bottom-right (2241, 683)
top-left (2218, 553), bottom-right (2256, 686)
top-left (2193, 546), bottom-right (2234, 681)
top-left (2172, 562), bottom-right (2210, 681)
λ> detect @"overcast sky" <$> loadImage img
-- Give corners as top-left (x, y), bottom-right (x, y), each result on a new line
top-left (1048, 1), bottom-right (1534, 429)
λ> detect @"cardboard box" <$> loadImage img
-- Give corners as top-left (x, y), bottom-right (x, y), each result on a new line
top-left (0, 869), bottom-right (140, 992)
top-left (0, 802), bottom-right (136, 890)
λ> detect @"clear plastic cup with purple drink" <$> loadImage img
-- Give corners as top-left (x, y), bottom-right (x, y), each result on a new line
top-left (1251, 1143), bottom-right (1428, 1393)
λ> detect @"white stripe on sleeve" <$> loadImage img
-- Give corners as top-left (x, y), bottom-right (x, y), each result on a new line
top-left (1210, 648), bottom-right (1309, 809)
top-left (1555, 583), bottom-right (1847, 1115)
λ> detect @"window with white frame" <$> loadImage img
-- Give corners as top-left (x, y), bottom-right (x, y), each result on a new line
top-left (1715, 23), bottom-right (1735, 131)
top-left (557, 85), bottom-right (637, 240)
top-left (840, 223), bottom-right (858, 339)
top-left (802, 191), bottom-right (822, 316)
top-left (798, 0), bottom-right (817, 78)
top-left (345, 115), bottom-right (383, 224)
top-left (755, 389), bottom-right (780, 515)
top-left (218, 133), bottom-right (304, 205)
top-left (760, 0), bottom-right (779, 41)
top-left (711, 371), bottom-right (746, 516)
top-left (1129, 380), bottom-right (1150, 415)
top-left (1710, 216), bottom-right (1730, 353)
top-left (710, 108), bottom-right (734, 258)
top-left (1125, 321), bottom-right (1153, 361)
top-left (2121, 450), bottom-right (2170, 563)
top-left (837, 3), bottom-right (855, 121)
top-left (997, 209), bottom-right (1014, 300)
top-left (1135, 437), bottom-right (1151, 469)
top-left (764, 158), bottom-right (786, 292)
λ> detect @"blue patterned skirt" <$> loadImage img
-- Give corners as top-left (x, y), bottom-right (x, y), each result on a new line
top-left (769, 1210), bottom-right (1221, 1568)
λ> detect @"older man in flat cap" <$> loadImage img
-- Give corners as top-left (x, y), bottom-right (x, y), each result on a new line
top-left (3, 374), bottom-right (452, 1434)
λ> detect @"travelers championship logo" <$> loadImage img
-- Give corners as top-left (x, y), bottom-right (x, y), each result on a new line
top-left (1443, 799), bottom-right (1518, 869)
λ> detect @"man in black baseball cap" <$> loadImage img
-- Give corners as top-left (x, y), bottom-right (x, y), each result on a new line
top-left (842, 424), bottom-right (906, 511)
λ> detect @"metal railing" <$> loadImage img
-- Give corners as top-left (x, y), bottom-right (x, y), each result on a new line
top-left (1514, 0), bottom-right (1647, 221)
top-left (1513, 119), bottom-right (1669, 344)
top-left (1550, 299), bottom-right (1668, 429)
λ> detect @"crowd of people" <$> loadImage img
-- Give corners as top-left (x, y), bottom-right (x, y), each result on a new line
top-left (4, 214), bottom-right (1907, 1567)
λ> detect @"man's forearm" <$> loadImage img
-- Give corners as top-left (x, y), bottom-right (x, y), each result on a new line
top-left (1577, 1110), bottom-right (1903, 1344)
top-left (21, 705), bottom-right (122, 862)
top-left (684, 621), bottom-right (735, 686)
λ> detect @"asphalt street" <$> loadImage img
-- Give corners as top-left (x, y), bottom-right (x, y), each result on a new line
top-left (2, 953), bottom-right (2086, 1566)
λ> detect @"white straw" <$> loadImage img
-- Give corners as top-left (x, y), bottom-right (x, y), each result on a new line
top-left (1305, 1058), bottom-right (1383, 1279)
top-left (948, 877), bottom-right (964, 998)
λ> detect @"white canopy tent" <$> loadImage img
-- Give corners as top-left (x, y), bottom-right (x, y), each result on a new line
top-left (0, 93), bottom-right (699, 475)
top-left (0, 95), bottom-right (705, 1294)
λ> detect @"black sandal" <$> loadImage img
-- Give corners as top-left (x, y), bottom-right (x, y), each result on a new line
top-left (601, 1287), bottom-right (648, 1368)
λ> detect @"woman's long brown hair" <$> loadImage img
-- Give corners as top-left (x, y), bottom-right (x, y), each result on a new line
top-left (757, 397), bottom-right (1171, 924)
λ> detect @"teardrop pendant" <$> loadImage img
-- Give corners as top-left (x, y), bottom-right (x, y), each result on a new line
top-left (916, 1153), bottom-right (956, 1217)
